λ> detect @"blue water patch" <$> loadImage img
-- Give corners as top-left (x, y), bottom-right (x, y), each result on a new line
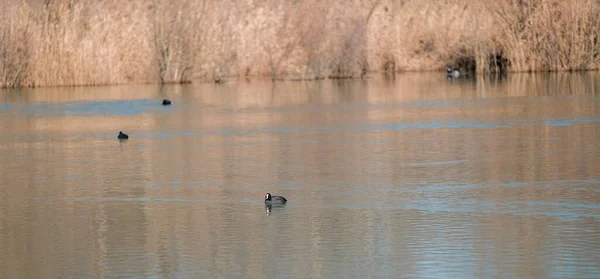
top-left (545, 118), bottom-right (600, 127)
top-left (0, 103), bottom-right (13, 113)
top-left (408, 100), bottom-right (453, 108)
top-left (558, 179), bottom-right (600, 185)
top-left (249, 96), bottom-right (536, 114)
top-left (403, 198), bottom-right (600, 220)
top-left (368, 117), bottom-right (599, 132)
top-left (410, 160), bottom-right (467, 167)
top-left (209, 120), bottom-right (506, 137)
top-left (353, 117), bottom-right (599, 135)
top-left (403, 198), bottom-right (498, 213)
top-left (417, 183), bottom-right (485, 192)
top-left (0, 99), bottom-right (168, 118)
top-left (546, 120), bottom-right (574, 127)
top-left (524, 201), bottom-right (600, 210)
top-left (384, 180), bottom-right (600, 197)
top-left (365, 121), bottom-right (502, 132)
top-left (153, 197), bottom-right (186, 202)
top-left (219, 129), bottom-right (236, 136)
top-left (500, 179), bottom-right (600, 189)
top-left (264, 126), bottom-right (301, 135)
top-left (574, 188), bottom-right (600, 192)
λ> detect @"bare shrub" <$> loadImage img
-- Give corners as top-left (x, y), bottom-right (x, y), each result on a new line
top-left (327, 4), bottom-right (369, 79)
top-left (291, 0), bottom-right (329, 79)
top-left (263, 3), bottom-right (301, 80)
top-left (282, 0), bottom-right (376, 79)
top-left (151, 0), bottom-right (205, 84)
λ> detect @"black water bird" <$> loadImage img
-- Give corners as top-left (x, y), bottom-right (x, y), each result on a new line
top-left (162, 99), bottom-right (172, 105)
top-left (264, 193), bottom-right (287, 205)
top-left (118, 131), bottom-right (129, 140)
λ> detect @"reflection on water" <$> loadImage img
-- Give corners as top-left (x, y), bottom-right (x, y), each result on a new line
top-left (0, 73), bottom-right (599, 278)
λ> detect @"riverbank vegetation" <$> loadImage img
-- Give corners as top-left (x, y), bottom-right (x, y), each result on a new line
top-left (1, 0), bottom-right (598, 88)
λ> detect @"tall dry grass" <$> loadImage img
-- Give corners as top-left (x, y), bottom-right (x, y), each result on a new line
top-left (491, 0), bottom-right (600, 72)
top-left (0, 1), bottom-right (31, 87)
top-left (0, 0), bottom-right (156, 87)
top-left (0, 0), bottom-right (598, 88)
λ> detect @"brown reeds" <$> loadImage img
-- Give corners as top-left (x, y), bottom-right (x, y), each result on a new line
top-left (0, 1), bottom-right (31, 88)
top-left (491, 0), bottom-right (600, 72)
top-left (0, 0), bottom-right (598, 88)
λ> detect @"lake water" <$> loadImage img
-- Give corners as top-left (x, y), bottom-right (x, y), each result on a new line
top-left (0, 73), bottom-right (599, 279)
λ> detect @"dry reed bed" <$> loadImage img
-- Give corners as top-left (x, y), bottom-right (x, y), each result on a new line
top-left (0, 0), bottom-right (598, 88)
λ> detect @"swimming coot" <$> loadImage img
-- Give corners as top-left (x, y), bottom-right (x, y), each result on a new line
top-left (162, 99), bottom-right (172, 105)
top-left (264, 193), bottom-right (287, 205)
top-left (118, 131), bottom-right (129, 140)
top-left (446, 66), bottom-right (460, 78)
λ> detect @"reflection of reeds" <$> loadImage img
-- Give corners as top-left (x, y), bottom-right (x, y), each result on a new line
top-left (0, 0), bottom-right (599, 88)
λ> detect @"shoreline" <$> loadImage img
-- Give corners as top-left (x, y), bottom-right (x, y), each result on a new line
top-left (2, 70), bottom-right (599, 91)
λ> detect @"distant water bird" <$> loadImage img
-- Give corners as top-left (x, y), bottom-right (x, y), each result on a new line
top-left (162, 99), bottom-right (172, 105)
top-left (447, 66), bottom-right (460, 78)
top-left (118, 131), bottom-right (129, 140)
top-left (264, 193), bottom-right (287, 205)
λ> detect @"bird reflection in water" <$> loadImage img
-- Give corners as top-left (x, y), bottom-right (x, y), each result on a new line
top-left (265, 203), bottom-right (287, 215)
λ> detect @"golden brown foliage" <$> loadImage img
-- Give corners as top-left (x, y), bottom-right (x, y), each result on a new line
top-left (0, 0), bottom-right (598, 87)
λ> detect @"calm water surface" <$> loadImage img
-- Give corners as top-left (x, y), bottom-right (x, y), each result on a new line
top-left (0, 73), bottom-right (599, 279)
